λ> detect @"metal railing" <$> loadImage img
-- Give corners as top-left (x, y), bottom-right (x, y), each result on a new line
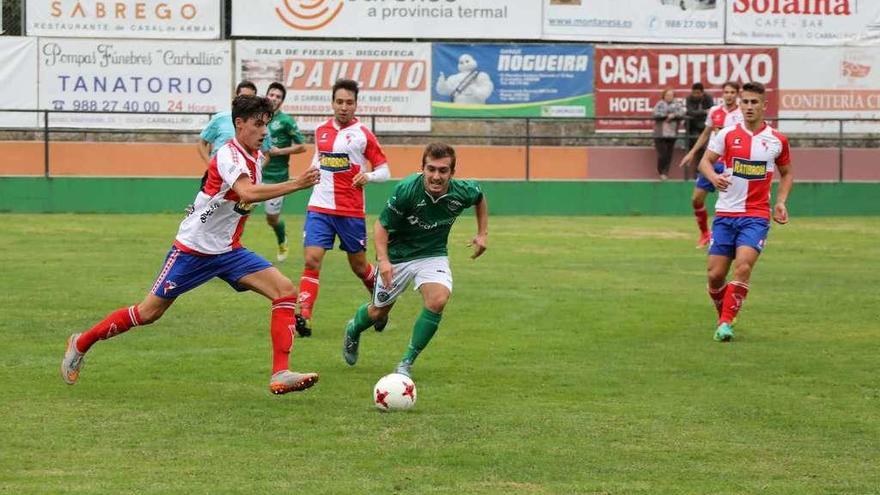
top-left (1, 109), bottom-right (878, 181)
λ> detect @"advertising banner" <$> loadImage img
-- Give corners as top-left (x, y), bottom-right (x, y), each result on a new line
top-left (26, 0), bottom-right (221, 39)
top-left (594, 46), bottom-right (779, 131)
top-left (0, 37), bottom-right (39, 128)
top-left (726, 0), bottom-right (880, 46)
top-left (235, 40), bottom-right (431, 132)
top-left (231, 0), bottom-right (542, 39)
top-left (432, 43), bottom-right (593, 118)
top-left (543, 0), bottom-right (724, 43)
top-left (38, 38), bottom-right (232, 129)
top-left (779, 47), bottom-right (880, 133)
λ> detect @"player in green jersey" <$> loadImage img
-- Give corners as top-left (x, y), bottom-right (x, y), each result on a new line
top-left (341, 143), bottom-right (489, 378)
top-left (263, 82), bottom-right (307, 261)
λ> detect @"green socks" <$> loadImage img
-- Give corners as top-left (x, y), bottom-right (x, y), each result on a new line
top-left (272, 220), bottom-right (286, 245)
top-left (348, 303), bottom-right (375, 338)
top-left (402, 308), bottom-right (442, 364)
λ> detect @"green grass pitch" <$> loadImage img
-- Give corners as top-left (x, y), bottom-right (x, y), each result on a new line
top-left (1, 214), bottom-right (878, 494)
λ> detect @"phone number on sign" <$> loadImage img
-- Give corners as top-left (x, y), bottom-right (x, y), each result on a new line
top-left (50, 99), bottom-right (192, 112)
top-left (665, 20), bottom-right (719, 29)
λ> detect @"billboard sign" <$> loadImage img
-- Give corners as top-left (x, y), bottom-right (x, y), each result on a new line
top-left (236, 40), bottom-right (431, 132)
top-left (38, 38), bottom-right (232, 129)
top-left (432, 43), bottom-right (593, 118)
top-left (26, 0), bottom-right (221, 39)
top-left (726, 0), bottom-right (880, 45)
top-left (543, 0), bottom-right (724, 43)
top-left (594, 46), bottom-right (779, 131)
top-left (231, 0), bottom-right (542, 39)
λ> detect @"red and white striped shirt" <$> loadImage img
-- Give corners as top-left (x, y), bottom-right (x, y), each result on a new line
top-left (708, 123), bottom-right (791, 220)
top-left (175, 139), bottom-right (263, 255)
top-left (706, 103), bottom-right (743, 133)
top-left (307, 118), bottom-right (388, 219)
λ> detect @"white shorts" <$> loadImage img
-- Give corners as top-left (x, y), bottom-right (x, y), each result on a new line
top-left (264, 196), bottom-right (284, 215)
top-left (373, 256), bottom-right (453, 308)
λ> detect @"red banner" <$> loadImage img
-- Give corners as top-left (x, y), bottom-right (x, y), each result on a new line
top-left (594, 46), bottom-right (779, 131)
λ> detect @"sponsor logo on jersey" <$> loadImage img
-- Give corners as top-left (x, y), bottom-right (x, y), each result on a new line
top-left (199, 202), bottom-right (221, 223)
top-left (732, 158), bottom-right (768, 180)
top-left (446, 199), bottom-right (463, 212)
top-left (319, 152), bottom-right (351, 172)
top-left (732, 137), bottom-right (743, 148)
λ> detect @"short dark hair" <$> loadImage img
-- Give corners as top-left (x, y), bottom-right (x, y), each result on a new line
top-left (236, 80), bottom-right (257, 95)
top-left (231, 95), bottom-right (273, 128)
top-left (741, 81), bottom-right (766, 95)
top-left (267, 82), bottom-right (287, 101)
top-left (422, 143), bottom-right (456, 172)
top-left (332, 78), bottom-right (359, 101)
top-left (691, 82), bottom-right (705, 91)
top-left (722, 81), bottom-right (741, 92)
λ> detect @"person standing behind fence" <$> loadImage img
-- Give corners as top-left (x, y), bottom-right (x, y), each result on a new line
top-left (652, 88), bottom-right (686, 181)
top-left (683, 82), bottom-right (715, 179)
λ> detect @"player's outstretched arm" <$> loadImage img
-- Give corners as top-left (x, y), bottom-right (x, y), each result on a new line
top-left (231, 168), bottom-right (320, 204)
top-left (680, 126), bottom-right (712, 168)
top-left (469, 196), bottom-right (489, 259)
top-left (373, 220), bottom-right (394, 287)
top-left (773, 163), bottom-right (793, 224)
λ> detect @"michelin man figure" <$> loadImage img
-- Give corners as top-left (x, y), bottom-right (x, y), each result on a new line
top-left (436, 53), bottom-right (494, 105)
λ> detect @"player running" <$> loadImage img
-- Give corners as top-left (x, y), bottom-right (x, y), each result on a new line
top-left (342, 143), bottom-right (489, 378)
top-left (295, 79), bottom-right (391, 337)
top-left (263, 82), bottom-right (307, 262)
top-left (61, 95), bottom-right (322, 394)
top-left (698, 82), bottom-right (794, 342)
top-left (679, 81), bottom-right (743, 248)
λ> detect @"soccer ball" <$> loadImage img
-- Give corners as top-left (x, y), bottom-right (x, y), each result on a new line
top-left (373, 373), bottom-right (417, 411)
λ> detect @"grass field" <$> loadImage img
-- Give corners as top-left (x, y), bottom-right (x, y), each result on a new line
top-left (1, 214), bottom-right (878, 494)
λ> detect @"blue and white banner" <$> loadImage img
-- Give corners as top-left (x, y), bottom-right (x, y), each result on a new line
top-left (38, 38), bottom-right (232, 130)
top-left (432, 43), bottom-right (593, 118)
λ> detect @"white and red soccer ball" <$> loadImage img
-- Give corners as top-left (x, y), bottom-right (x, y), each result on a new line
top-left (373, 373), bottom-right (417, 411)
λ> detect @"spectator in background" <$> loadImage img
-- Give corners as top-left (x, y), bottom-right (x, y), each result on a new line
top-left (652, 88), bottom-right (686, 181)
top-left (683, 82), bottom-right (715, 179)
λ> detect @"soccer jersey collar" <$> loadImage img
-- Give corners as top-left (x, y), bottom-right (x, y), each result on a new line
top-left (739, 122), bottom-right (768, 136)
top-left (230, 138), bottom-right (262, 165)
top-left (421, 175), bottom-right (451, 203)
top-left (332, 117), bottom-right (360, 131)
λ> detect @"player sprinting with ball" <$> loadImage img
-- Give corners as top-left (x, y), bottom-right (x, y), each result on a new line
top-left (342, 143), bottom-right (489, 377)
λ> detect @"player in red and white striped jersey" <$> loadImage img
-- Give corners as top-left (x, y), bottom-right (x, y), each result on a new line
top-left (680, 81), bottom-right (743, 248)
top-left (294, 79), bottom-right (391, 337)
top-left (61, 96), bottom-right (322, 394)
top-left (697, 82), bottom-right (794, 342)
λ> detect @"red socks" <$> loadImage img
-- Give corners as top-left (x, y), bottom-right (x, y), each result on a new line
top-left (707, 284), bottom-right (727, 318)
top-left (358, 263), bottom-right (377, 293)
top-left (693, 199), bottom-right (709, 234)
top-left (270, 296), bottom-right (297, 374)
top-left (297, 269), bottom-right (320, 319)
top-left (76, 305), bottom-right (141, 353)
top-left (719, 281), bottom-right (749, 324)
